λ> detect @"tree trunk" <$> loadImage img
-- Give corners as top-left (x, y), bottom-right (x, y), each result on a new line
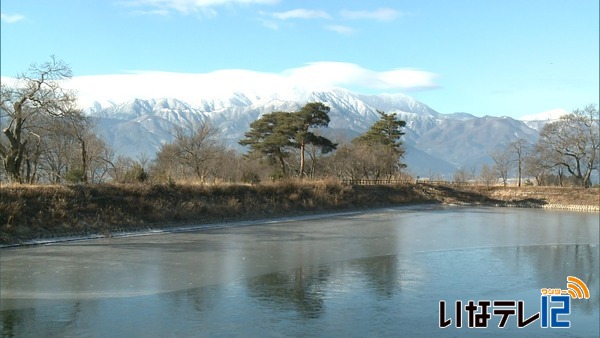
top-left (278, 155), bottom-right (286, 177)
top-left (583, 166), bottom-right (592, 188)
top-left (517, 158), bottom-right (522, 187)
top-left (558, 169), bottom-right (564, 186)
top-left (2, 128), bottom-right (27, 183)
top-left (80, 138), bottom-right (88, 183)
top-left (299, 142), bottom-right (305, 179)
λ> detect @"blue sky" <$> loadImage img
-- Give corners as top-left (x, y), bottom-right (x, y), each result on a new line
top-left (1, 0), bottom-right (598, 118)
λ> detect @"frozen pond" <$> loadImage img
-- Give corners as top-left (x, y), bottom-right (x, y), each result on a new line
top-left (1, 206), bottom-right (598, 337)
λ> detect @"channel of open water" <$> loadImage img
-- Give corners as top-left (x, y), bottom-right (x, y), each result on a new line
top-left (1, 205), bottom-right (598, 337)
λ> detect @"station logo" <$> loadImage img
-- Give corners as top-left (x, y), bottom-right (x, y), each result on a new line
top-left (439, 276), bottom-right (590, 329)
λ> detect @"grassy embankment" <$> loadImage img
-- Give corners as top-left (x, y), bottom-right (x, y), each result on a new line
top-left (0, 181), bottom-right (598, 245)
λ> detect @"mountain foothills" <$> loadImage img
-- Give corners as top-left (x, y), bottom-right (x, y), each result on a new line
top-left (86, 88), bottom-right (541, 176)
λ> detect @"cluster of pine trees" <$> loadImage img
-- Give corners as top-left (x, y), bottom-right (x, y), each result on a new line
top-left (237, 102), bottom-right (407, 181)
top-left (150, 103), bottom-right (408, 183)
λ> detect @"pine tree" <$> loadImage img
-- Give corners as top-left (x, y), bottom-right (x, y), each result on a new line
top-left (293, 103), bottom-right (337, 177)
top-left (353, 110), bottom-right (406, 155)
top-left (239, 111), bottom-right (293, 176)
top-left (239, 103), bottom-right (336, 178)
top-left (352, 110), bottom-right (407, 178)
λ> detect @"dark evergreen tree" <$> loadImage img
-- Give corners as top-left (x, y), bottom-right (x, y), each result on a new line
top-left (353, 110), bottom-right (406, 154)
top-left (352, 110), bottom-right (407, 177)
top-left (239, 111), bottom-right (293, 176)
top-left (293, 103), bottom-right (337, 177)
top-left (239, 103), bottom-right (336, 178)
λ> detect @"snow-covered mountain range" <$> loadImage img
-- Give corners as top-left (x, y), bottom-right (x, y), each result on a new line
top-left (86, 88), bottom-right (557, 177)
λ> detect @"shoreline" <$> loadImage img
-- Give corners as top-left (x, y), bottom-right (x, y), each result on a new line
top-left (1, 201), bottom-right (597, 249)
top-left (1, 182), bottom-right (598, 247)
top-left (0, 209), bottom-right (366, 249)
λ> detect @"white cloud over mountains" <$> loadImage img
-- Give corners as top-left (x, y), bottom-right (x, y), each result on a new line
top-left (519, 108), bottom-right (569, 121)
top-left (282, 63), bottom-right (436, 91)
top-left (57, 62), bottom-right (437, 108)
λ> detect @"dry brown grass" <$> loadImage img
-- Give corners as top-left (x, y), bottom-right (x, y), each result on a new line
top-left (1, 181), bottom-right (597, 245)
top-left (0, 180), bottom-right (429, 244)
top-left (465, 185), bottom-right (600, 206)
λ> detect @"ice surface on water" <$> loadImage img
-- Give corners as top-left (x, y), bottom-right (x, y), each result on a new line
top-left (1, 206), bottom-right (598, 337)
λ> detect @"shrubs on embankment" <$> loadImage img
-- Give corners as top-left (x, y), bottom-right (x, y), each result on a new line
top-left (0, 181), bottom-right (435, 244)
top-left (1, 182), bottom-right (598, 245)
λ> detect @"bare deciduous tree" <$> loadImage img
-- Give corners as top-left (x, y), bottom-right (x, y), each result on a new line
top-left (490, 149), bottom-right (512, 186)
top-left (154, 122), bottom-right (225, 182)
top-left (536, 105), bottom-right (599, 187)
top-left (523, 149), bottom-right (550, 186)
top-left (453, 167), bottom-right (469, 184)
top-left (479, 163), bottom-right (497, 187)
top-left (85, 135), bottom-right (114, 183)
top-left (508, 138), bottom-right (530, 187)
top-left (0, 56), bottom-right (75, 183)
top-left (63, 110), bottom-right (94, 183)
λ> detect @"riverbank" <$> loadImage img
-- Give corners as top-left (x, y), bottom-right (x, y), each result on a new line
top-left (1, 181), bottom-right (598, 245)
top-left (426, 184), bottom-right (600, 211)
top-left (463, 185), bottom-right (600, 212)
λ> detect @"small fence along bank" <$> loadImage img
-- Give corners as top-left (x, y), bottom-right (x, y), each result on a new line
top-left (342, 179), bottom-right (412, 185)
top-left (341, 179), bottom-right (471, 186)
